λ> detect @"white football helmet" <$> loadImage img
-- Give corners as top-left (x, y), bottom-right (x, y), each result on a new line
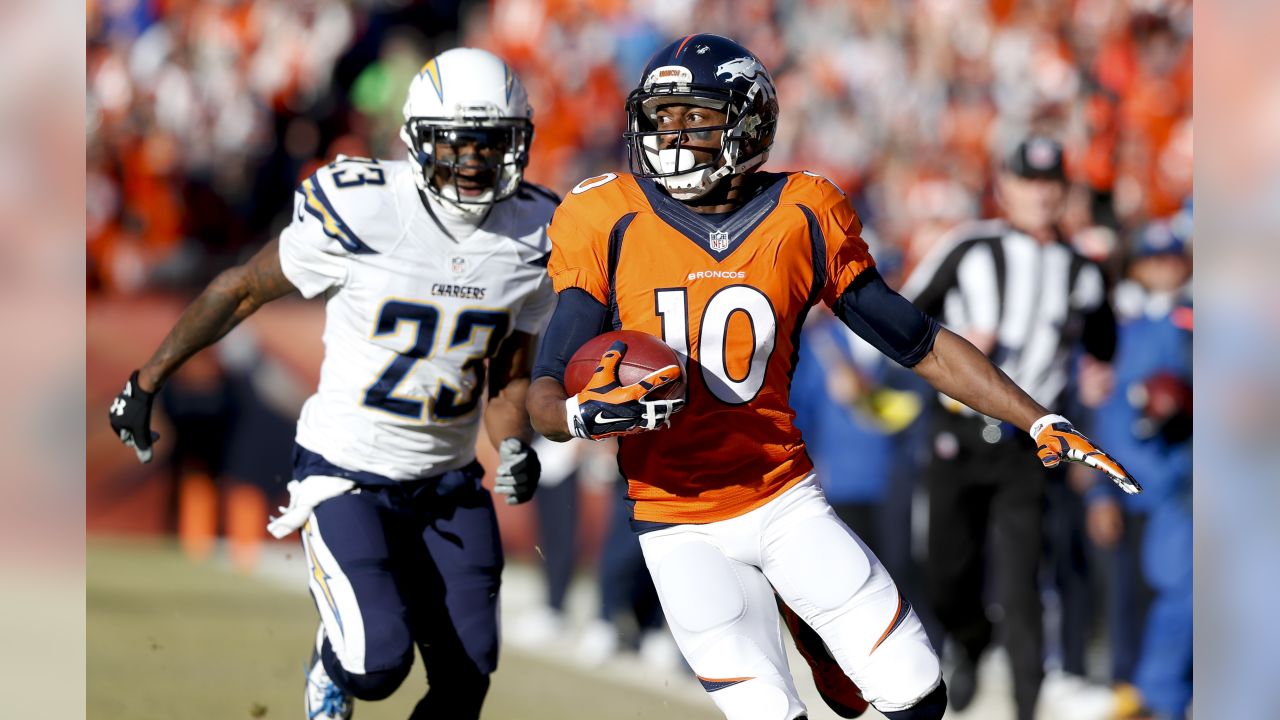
top-left (400, 48), bottom-right (533, 217)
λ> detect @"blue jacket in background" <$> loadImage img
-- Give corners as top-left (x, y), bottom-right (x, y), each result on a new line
top-left (1094, 290), bottom-right (1192, 512)
top-left (791, 320), bottom-right (895, 505)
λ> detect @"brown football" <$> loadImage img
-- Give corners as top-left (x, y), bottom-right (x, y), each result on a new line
top-left (564, 330), bottom-right (685, 401)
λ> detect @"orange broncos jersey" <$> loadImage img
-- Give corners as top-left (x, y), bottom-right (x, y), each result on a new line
top-left (547, 171), bottom-right (875, 525)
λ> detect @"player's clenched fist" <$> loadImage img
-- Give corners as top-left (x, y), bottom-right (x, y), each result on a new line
top-left (1031, 414), bottom-right (1141, 495)
top-left (108, 370), bottom-right (160, 463)
top-left (566, 341), bottom-right (685, 440)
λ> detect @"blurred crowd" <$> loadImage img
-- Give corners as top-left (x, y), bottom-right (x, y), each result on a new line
top-left (88, 0), bottom-right (1190, 293)
top-left (475, 0), bottom-right (1191, 280)
top-left (87, 0), bottom-right (1192, 718)
top-left (87, 0), bottom-right (465, 292)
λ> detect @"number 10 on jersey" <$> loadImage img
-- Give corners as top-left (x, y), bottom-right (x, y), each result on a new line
top-left (655, 286), bottom-right (777, 405)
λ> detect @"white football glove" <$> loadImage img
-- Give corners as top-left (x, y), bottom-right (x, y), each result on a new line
top-left (494, 437), bottom-right (540, 505)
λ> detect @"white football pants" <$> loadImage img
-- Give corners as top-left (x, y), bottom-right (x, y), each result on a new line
top-left (638, 476), bottom-right (941, 719)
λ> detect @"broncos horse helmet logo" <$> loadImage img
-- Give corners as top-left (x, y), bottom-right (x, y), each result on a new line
top-left (714, 56), bottom-right (777, 104)
top-left (715, 56), bottom-right (766, 83)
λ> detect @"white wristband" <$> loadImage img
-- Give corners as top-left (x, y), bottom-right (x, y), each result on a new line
top-left (565, 395), bottom-right (588, 439)
top-left (1029, 413), bottom-right (1071, 439)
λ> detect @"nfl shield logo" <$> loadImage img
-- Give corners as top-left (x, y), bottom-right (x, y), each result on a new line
top-left (450, 256), bottom-right (467, 275)
top-left (709, 230), bottom-right (730, 252)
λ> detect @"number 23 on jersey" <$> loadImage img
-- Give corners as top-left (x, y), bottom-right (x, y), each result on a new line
top-left (362, 299), bottom-right (510, 422)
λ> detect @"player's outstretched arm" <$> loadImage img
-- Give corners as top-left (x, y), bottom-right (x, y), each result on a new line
top-left (108, 240), bottom-right (298, 462)
top-left (912, 328), bottom-right (1047, 431)
top-left (913, 328), bottom-right (1141, 494)
top-left (486, 331), bottom-right (541, 504)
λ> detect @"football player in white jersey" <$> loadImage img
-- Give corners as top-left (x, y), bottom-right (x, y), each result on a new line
top-left (108, 48), bottom-right (558, 719)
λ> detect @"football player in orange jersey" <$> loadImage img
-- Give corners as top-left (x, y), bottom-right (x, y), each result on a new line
top-left (526, 34), bottom-right (1139, 720)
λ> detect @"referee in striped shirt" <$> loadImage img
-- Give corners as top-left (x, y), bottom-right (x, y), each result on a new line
top-left (901, 137), bottom-right (1117, 720)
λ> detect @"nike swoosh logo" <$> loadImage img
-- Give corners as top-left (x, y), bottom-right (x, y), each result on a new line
top-left (593, 413), bottom-right (631, 425)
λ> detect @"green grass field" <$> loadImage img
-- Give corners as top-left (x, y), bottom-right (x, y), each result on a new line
top-left (87, 538), bottom-right (721, 720)
top-left (92, 539), bottom-right (1047, 720)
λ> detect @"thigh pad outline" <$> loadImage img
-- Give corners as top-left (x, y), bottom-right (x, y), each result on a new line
top-left (654, 540), bottom-right (747, 634)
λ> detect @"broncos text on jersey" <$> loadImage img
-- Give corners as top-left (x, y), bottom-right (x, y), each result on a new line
top-left (280, 155), bottom-right (557, 480)
top-left (547, 171), bottom-right (874, 524)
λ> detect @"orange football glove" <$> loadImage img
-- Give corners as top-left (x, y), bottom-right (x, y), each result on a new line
top-left (565, 341), bottom-right (684, 440)
top-left (1031, 414), bottom-right (1142, 494)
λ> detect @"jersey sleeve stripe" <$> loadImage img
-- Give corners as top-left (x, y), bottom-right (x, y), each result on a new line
top-left (798, 205), bottom-right (827, 304)
top-left (606, 212), bottom-right (638, 331)
top-left (302, 175), bottom-right (376, 255)
top-left (782, 206), bottom-right (828, 387)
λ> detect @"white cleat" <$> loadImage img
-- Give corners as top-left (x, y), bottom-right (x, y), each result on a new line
top-left (638, 627), bottom-right (682, 671)
top-left (305, 625), bottom-right (353, 720)
top-left (575, 618), bottom-right (621, 667)
top-left (506, 605), bottom-right (567, 648)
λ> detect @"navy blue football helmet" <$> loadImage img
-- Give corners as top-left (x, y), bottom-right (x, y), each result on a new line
top-left (624, 34), bottom-right (779, 199)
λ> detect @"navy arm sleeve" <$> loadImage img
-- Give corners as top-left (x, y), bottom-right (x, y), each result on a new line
top-left (531, 287), bottom-right (611, 384)
top-left (833, 269), bottom-right (941, 368)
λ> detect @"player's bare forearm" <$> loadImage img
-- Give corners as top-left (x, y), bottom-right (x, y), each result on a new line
top-left (484, 331), bottom-right (539, 446)
top-left (138, 240), bottom-right (296, 392)
top-left (527, 376), bottom-right (572, 442)
top-left (912, 327), bottom-right (1049, 432)
top-left (485, 377), bottom-right (534, 447)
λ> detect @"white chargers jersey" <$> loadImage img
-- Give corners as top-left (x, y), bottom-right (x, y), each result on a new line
top-left (278, 155), bottom-right (557, 480)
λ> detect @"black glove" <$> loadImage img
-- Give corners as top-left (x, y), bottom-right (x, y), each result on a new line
top-left (108, 370), bottom-right (159, 463)
top-left (494, 438), bottom-right (540, 505)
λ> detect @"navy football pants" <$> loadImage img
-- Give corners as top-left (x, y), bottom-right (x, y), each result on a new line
top-left (297, 450), bottom-right (502, 719)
